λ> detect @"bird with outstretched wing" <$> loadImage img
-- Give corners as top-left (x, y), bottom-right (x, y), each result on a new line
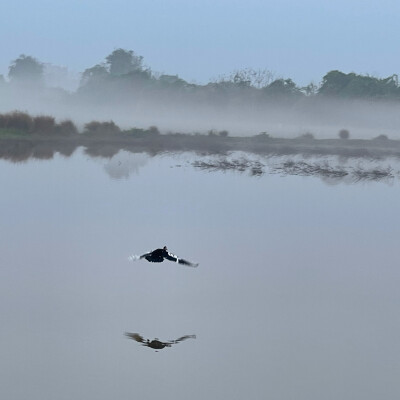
top-left (125, 332), bottom-right (196, 351)
top-left (138, 246), bottom-right (198, 267)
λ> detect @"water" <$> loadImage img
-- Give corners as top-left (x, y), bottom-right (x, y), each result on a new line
top-left (1, 149), bottom-right (399, 400)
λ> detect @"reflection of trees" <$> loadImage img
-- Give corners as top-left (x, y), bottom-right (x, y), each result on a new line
top-left (103, 152), bottom-right (148, 179)
top-left (192, 156), bottom-right (397, 184)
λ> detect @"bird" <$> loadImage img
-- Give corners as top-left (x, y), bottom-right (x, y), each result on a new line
top-left (125, 332), bottom-right (196, 351)
top-left (139, 246), bottom-right (198, 267)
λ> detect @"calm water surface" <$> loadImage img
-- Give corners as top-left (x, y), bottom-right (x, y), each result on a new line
top-left (1, 149), bottom-right (399, 400)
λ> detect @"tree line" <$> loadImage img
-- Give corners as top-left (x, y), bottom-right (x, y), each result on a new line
top-left (1, 49), bottom-right (400, 103)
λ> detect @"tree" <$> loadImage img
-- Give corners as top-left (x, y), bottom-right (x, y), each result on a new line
top-left (319, 70), bottom-right (400, 99)
top-left (263, 78), bottom-right (302, 98)
top-left (8, 54), bottom-right (44, 86)
top-left (80, 64), bottom-right (109, 87)
top-left (338, 129), bottom-right (350, 139)
top-left (105, 48), bottom-right (144, 76)
top-left (214, 68), bottom-right (275, 89)
top-left (319, 70), bottom-right (353, 96)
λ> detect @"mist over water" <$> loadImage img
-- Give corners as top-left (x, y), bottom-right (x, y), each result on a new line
top-left (2, 84), bottom-right (400, 138)
top-left (1, 150), bottom-right (399, 400)
top-left (1, 51), bottom-right (400, 138)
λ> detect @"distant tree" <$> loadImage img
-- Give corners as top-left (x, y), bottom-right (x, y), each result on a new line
top-left (158, 74), bottom-right (187, 88)
top-left (372, 134), bottom-right (389, 141)
top-left (147, 125), bottom-right (160, 135)
top-left (219, 130), bottom-right (229, 137)
top-left (80, 64), bottom-right (109, 87)
top-left (297, 132), bottom-right (315, 140)
top-left (338, 129), bottom-right (350, 139)
top-left (84, 120), bottom-right (120, 135)
top-left (32, 116), bottom-right (56, 134)
top-left (302, 82), bottom-right (319, 96)
top-left (105, 48), bottom-right (144, 76)
top-left (55, 120), bottom-right (78, 135)
top-left (0, 111), bottom-right (33, 132)
top-left (319, 70), bottom-right (400, 99)
top-left (8, 55), bottom-right (44, 86)
top-left (263, 78), bottom-right (303, 99)
top-left (319, 70), bottom-right (352, 96)
top-left (214, 68), bottom-right (275, 89)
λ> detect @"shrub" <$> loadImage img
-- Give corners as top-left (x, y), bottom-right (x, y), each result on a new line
top-left (147, 125), bottom-right (160, 135)
top-left (254, 132), bottom-right (270, 139)
top-left (84, 120), bottom-right (120, 135)
top-left (33, 115), bottom-right (56, 134)
top-left (298, 132), bottom-right (315, 140)
top-left (372, 134), bottom-right (389, 141)
top-left (338, 129), bottom-right (350, 139)
top-left (2, 111), bottom-right (33, 132)
top-left (55, 120), bottom-right (78, 135)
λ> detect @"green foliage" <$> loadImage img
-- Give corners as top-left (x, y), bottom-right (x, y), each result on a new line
top-left (8, 55), bottom-right (44, 85)
top-left (55, 120), bottom-right (78, 136)
top-left (33, 116), bottom-right (56, 134)
top-left (263, 78), bottom-right (303, 99)
top-left (80, 64), bottom-right (109, 87)
top-left (0, 111), bottom-right (33, 132)
top-left (84, 120), bottom-right (121, 135)
top-left (106, 49), bottom-right (144, 76)
top-left (319, 70), bottom-right (400, 99)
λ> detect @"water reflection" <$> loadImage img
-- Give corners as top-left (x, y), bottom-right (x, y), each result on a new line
top-left (103, 151), bottom-right (148, 179)
top-left (125, 332), bottom-right (196, 352)
top-left (192, 156), bottom-right (398, 184)
top-left (1, 137), bottom-right (399, 184)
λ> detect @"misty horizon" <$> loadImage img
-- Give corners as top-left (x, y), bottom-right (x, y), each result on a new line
top-left (1, 50), bottom-right (400, 139)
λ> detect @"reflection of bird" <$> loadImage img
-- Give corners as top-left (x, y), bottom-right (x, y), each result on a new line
top-left (125, 332), bottom-right (196, 351)
top-left (139, 246), bottom-right (198, 267)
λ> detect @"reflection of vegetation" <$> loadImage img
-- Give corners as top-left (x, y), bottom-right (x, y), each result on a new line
top-left (2, 112), bottom-right (400, 171)
top-left (192, 157), bottom-right (396, 183)
top-left (193, 158), bottom-right (264, 176)
top-left (2, 111), bottom-right (400, 164)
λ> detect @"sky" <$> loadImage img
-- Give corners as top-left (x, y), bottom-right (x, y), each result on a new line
top-left (1, 0), bottom-right (400, 86)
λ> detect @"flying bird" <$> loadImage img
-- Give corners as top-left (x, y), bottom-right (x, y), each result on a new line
top-left (125, 332), bottom-right (196, 351)
top-left (138, 246), bottom-right (198, 267)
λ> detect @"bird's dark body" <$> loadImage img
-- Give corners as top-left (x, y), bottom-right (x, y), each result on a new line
top-left (139, 247), bottom-right (198, 267)
top-left (125, 332), bottom-right (196, 351)
top-left (144, 248), bottom-right (168, 263)
top-left (145, 340), bottom-right (170, 349)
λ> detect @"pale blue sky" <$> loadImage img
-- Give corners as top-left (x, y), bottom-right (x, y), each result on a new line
top-left (1, 0), bottom-right (399, 85)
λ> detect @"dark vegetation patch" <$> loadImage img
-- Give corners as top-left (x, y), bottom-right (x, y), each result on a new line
top-left (1, 111), bottom-right (400, 163)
